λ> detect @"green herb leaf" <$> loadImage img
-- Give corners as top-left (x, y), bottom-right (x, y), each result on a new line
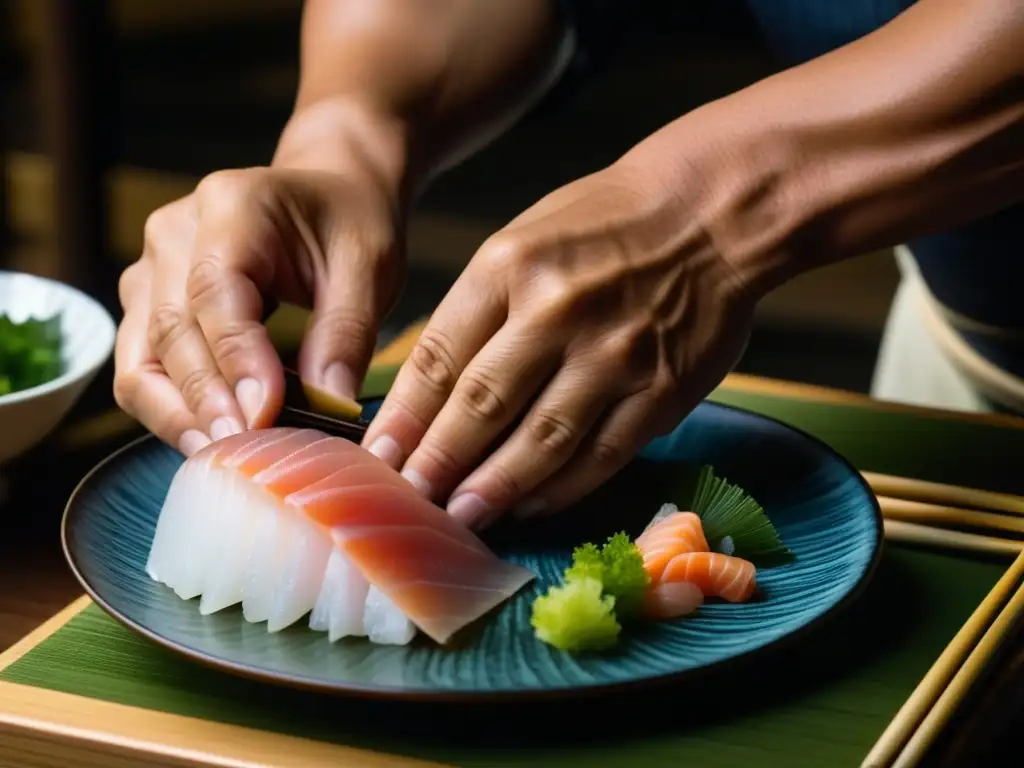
top-left (0, 313), bottom-right (65, 395)
top-left (670, 464), bottom-right (793, 564)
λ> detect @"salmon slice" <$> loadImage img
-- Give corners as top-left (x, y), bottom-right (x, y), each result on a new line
top-left (643, 581), bottom-right (704, 620)
top-left (636, 511), bottom-right (710, 581)
top-left (660, 552), bottom-right (757, 603)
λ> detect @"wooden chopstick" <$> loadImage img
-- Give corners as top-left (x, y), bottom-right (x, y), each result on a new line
top-left (863, 471), bottom-right (1024, 518)
top-left (892, 556), bottom-right (1024, 767)
top-left (878, 497), bottom-right (1024, 537)
top-left (863, 548), bottom-right (1024, 767)
top-left (883, 519), bottom-right (1023, 558)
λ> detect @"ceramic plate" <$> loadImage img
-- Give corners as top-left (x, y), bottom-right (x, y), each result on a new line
top-left (63, 400), bottom-right (882, 701)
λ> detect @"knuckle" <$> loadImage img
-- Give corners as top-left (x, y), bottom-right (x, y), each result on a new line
top-left (117, 263), bottom-right (146, 310)
top-left (142, 197), bottom-right (191, 252)
top-left (600, 329), bottom-right (657, 372)
top-left (483, 461), bottom-right (523, 501)
top-left (535, 276), bottom-right (577, 317)
top-left (478, 231), bottom-right (531, 274)
top-left (194, 169), bottom-right (247, 204)
top-left (591, 437), bottom-right (627, 467)
top-left (599, 333), bottom-right (636, 365)
top-left (178, 367), bottom-right (219, 411)
top-left (526, 411), bottom-right (577, 454)
top-left (147, 303), bottom-right (190, 355)
top-left (142, 209), bottom-right (171, 251)
top-left (649, 369), bottom-right (681, 400)
top-left (208, 323), bottom-right (260, 370)
top-left (186, 255), bottom-right (226, 309)
top-left (407, 331), bottom-right (458, 394)
top-left (414, 438), bottom-right (464, 479)
top-left (311, 308), bottom-right (376, 352)
top-left (454, 371), bottom-right (506, 422)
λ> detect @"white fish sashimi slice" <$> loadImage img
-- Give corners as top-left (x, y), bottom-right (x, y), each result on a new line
top-left (170, 459), bottom-right (225, 600)
top-left (145, 461), bottom-right (197, 585)
top-left (198, 471), bottom-right (260, 615)
top-left (241, 503), bottom-right (287, 623)
top-left (266, 514), bottom-right (333, 632)
top-left (309, 549), bottom-right (371, 642)
top-left (363, 584), bottom-right (417, 646)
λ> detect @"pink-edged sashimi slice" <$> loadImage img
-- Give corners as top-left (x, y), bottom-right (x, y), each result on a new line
top-left (146, 427), bottom-right (536, 645)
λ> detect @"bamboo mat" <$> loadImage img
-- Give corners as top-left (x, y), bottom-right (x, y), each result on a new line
top-left (2, 317), bottom-right (1023, 767)
top-left (0, 550), bottom-right (1007, 768)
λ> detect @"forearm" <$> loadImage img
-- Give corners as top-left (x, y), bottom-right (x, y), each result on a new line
top-left (272, 0), bottom-right (572, 195)
top-left (624, 0), bottom-right (1024, 295)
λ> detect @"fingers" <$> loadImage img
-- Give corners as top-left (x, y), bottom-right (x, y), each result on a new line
top-left (148, 224), bottom-right (250, 442)
top-left (392, 320), bottom-right (563, 514)
top-left (442, 361), bottom-right (614, 529)
top-left (298, 223), bottom-right (401, 401)
top-left (113, 263), bottom-right (208, 455)
top-left (190, 177), bottom-right (286, 429)
top-left (361, 265), bottom-right (507, 473)
top-left (517, 390), bottom-right (677, 517)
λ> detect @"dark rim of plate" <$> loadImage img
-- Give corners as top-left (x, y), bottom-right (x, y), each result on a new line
top-left (60, 399), bottom-right (885, 703)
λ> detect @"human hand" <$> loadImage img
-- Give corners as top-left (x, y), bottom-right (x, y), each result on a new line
top-left (361, 160), bottom-right (759, 529)
top-left (114, 161), bottom-right (405, 456)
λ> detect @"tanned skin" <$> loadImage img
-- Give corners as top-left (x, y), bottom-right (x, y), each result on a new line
top-left (115, 0), bottom-right (1023, 527)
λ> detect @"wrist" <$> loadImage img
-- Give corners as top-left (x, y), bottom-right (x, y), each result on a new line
top-left (618, 98), bottom-right (815, 302)
top-left (272, 97), bottom-right (415, 204)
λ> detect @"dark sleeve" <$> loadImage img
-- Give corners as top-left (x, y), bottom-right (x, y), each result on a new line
top-left (530, 0), bottom-right (625, 115)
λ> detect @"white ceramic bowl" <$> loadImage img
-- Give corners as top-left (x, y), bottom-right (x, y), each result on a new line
top-left (0, 271), bottom-right (117, 463)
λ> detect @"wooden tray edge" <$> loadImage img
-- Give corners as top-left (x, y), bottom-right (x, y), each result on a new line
top-left (0, 596), bottom-right (91, 674)
top-left (0, 680), bottom-right (448, 768)
top-left (0, 596), bottom-right (449, 767)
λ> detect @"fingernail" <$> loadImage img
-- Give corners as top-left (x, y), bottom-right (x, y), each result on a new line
top-left (235, 378), bottom-right (264, 427)
top-left (368, 435), bottom-right (403, 466)
top-left (448, 493), bottom-right (498, 530)
top-left (323, 362), bottom-right (359, 399)
top-left (178, 429), bottom-right (211, 457)
top-left (401, 468), bottom-right (432, 498)
top-left (513, 497), bottom-right (548, 519)
top-left (210, 417), bottom-right (242, 442)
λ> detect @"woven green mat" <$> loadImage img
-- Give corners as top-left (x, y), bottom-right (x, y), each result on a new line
top-left (0, 550), bottom-right (1003, 767)
top-left (3, 370), bottom-right (1022, 767)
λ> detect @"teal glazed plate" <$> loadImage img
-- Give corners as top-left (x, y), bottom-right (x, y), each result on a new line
top-left (62, 400), bottom-right (883, 701)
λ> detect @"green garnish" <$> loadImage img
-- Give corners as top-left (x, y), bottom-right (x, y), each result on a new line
top-left (672, 464), bottom-right (792, 563)
top-left (530, 461), bottom-right (792, 653)
top-left (565, 532), bottom-right (649, 617)
top-left (532, 532), bottom-right (649, 652)
top-left (530, 576), bottom-right (621, 652)
top-left (0, 313), bottom-right (64, 395)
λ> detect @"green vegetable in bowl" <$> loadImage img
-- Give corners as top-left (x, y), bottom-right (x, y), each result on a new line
top-left (0, 313), bottom-right (65, 396)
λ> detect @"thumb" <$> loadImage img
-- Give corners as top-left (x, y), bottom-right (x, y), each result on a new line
top-left (297, 241), bottom-right (402, 401)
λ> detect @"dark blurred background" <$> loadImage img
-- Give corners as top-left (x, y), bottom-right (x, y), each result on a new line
top-left (0, 0), bottom-right (900, 395)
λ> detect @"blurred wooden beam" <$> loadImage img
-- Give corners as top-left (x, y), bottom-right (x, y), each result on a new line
top-left (31, 0), bottom-right (115, 290)
top-left (0, 2), bottom-right (12, 268)
top-left (0, 112), bottom-right (9, 271)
